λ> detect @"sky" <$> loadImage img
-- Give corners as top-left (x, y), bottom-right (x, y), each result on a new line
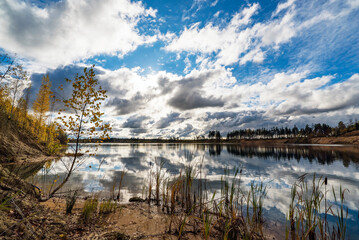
top-left (0, 0), bottom-right (359, 138)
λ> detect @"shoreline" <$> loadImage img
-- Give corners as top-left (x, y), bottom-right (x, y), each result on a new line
top-left (71, 134), bottom-right (359, 146)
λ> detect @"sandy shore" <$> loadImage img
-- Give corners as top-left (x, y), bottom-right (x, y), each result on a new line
top-left (39, 197), bottom-right (283, 240)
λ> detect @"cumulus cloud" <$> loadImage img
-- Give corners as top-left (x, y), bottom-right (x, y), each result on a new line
top-left (107, 93), bottom-right (148, 115)
top-left (31, 65), bottom-right (83, 96)
top-left (155, 112), bottom-right (185, 129)
top-left (167, 69), bottom-right (228, 110)
top-left (28, 60), bottom-right (359, 138)
top-left (0, 0), bottom-right (157, 68)
top-left (270, 74), bottom-right (359, 116)
top-left (204, 110), bottom-right (269, 131)
top-left (204, 111), bottom-right (238, 120)
top-left (122, 115), bottom-right (149, 128)
top-left (168, 91), bottom-right (224, 110)
top-left (176, 123), bottom-right (196, 137)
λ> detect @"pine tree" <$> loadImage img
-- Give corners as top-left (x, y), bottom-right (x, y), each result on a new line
top-left (33, 75), bottom-right (51, 140)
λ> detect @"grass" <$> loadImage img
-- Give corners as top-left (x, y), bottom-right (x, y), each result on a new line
top-left (81, 197), bottom-right (99, 223)
top-left (99, 199), bottom-right (117, 214)
top-left (81, 196), bottom-right (118, 223)
top-left (0, 195), bottom-right (11, 211)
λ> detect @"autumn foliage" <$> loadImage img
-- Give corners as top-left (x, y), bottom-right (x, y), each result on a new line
top-left (56, 65), bottom-right (111, 143)
top-left (0, 55), bottom-right (65, 156)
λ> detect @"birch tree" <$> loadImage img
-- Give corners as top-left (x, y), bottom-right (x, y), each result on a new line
top-left (42, 66), bottom-right (111, 200)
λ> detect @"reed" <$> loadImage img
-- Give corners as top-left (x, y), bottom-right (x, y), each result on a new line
top-left (155, 158), bottom-right (166, 205)
top-left (116, 170), bottom-right (126, 201)
top-left (246, 181), bottom-right (267, 237)
top-left (142, 157), bottom-right (351, 240)
top-left (202, 192), bottom-right (216, 240)
top-left (147, 164), bottom-right (153, 204)
top-left (183, 164), bottom-right (196, 213)
top-left (168, 174), bottom-right (182, 233)
top-left (286, 174), bottom-right (350, 240)
top-left (331, 185), bottom-right (349, 240)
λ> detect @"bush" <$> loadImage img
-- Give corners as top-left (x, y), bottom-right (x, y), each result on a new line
top-left (65, 190), bottom-right (79, 214)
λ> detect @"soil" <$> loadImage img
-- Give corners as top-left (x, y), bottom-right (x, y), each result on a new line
top-left (40, 198), bottom-right (204, 240)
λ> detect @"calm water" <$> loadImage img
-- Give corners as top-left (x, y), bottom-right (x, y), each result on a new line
top-left (26, 143), bottom-right (359, 236)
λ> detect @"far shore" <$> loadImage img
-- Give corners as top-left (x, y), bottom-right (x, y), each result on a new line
top-left (71, 134), bottom-right (359, 146)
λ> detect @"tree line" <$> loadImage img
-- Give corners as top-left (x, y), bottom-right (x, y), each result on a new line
top-left (225, 121), bottom-right (359, 140)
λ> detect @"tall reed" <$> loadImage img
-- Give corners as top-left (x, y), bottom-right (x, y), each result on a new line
top-left (116, 170), bottom-right (126, 201)
top-left (286, 174), bottom-right (350, 240)
top-left (154, 158), bottom-right (166, 205)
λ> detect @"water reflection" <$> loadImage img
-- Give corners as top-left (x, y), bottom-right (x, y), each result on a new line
top-left (225, 144), bottom-right (359, 166)
top-left (26, 143), bottom-right (359, 236)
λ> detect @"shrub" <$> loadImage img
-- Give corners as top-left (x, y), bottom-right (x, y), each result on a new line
top-left (65, 190), bottom-right (79, 214)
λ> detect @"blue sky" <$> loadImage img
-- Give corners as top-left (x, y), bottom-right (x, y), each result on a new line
top-left (1, 0), bottom-right (359, 138)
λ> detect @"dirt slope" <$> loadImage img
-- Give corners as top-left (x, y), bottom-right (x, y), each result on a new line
top-left (0, 121), bottom-right (45, 163)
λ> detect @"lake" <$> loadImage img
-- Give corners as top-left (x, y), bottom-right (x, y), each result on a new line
top-left (26, 143), bottom-right (359, 236)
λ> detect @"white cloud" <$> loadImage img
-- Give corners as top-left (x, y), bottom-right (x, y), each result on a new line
top-left (249, 72), bottom-right (359, 117)
top-left (165, 2), bottom-right (294, 66)
top-left (256, 11), bottom-right (296, 46)
top-left (165, 3), bottom-right (259, 56)
top-left (211, 0), bottom-right (219, 7)
top-left (35, 61), bottom-right (359, 138)
top-left (93, 65), bottom-right (237, 137)
top-left (11, 0), bottom-right (357, 138)
top-left (164, 0), bottom-right (358, 67)
top-left (273, 0), bottom-right (296, 16)
top-left (0, 0), bottom-right (157, 68)
top-left (239, 48), bottom-right (265, 65)
top-left (95, 62), bottom-right (359, 137)
top-left (348, 0), bottom-right (359, 8)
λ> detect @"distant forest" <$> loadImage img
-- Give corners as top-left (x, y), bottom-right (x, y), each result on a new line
top-left (77, 121), bottom-right (359, 143)
top-left (223, 121), bottom-right (359, 140)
